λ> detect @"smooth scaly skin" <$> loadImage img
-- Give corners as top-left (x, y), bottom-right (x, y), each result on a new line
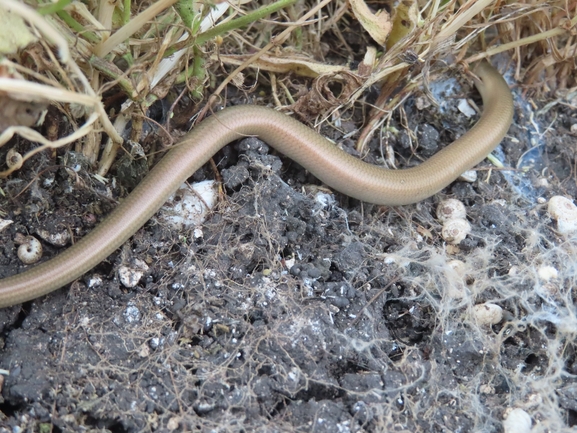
top-left (0, 62), bottom-right (513, 307)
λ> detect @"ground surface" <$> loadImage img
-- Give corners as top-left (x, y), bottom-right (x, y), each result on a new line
top-left (0, 63), bottom-right (576, 433)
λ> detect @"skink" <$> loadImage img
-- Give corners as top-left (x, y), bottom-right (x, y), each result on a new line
top-left (0, 61), bottom-right (514, 307)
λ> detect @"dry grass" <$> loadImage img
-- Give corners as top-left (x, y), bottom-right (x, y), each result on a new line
top-left (0, 0), bottom-right (575, 176)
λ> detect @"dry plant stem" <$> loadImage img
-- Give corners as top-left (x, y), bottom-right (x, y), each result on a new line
top-left (429, 0), bottom-right (496, 48)
top-left (82, 132), bottom-right (100, 165)
top-left (427, 0), bottom-right (441, 23)
top-left (94, 0), bottom-right (180, 58)
top-left (97, 0), bottom-right (116, 42)
top-left (130, 115), bottom-right (144, 150)
top-left (0, 79), bottom-right (96, 108)
top-left (43, 13), bottom-right (94, 58)
top-left (135, 26), bottom-right (180, 96)
top-left (287, 5), bottom-right (304, 50)
top-left (468, 15), bottom-right (577, 63)
top-left (348, 62), bottom-right (410, 106)
top-left (95, 18), bottom-right (197, 174)
top-left (89, 56), bottom-right (137, 99)
top-left (42, 2), bottom-right (104, 43)
top-left (55, 10), bottom-right (100, 43)
top-left (4, 0), bottom-right (122, 158)
top-left (4, 60), bottom-right (61, 90)
top-left (280, 81), bottom-right (295, 104)
top-left (67, 62), bottom-right (123, 147)
top-left (202, 0), bottom-right (336, 117)
top-left (98, 97), bottom-right (154, 176)
top-left (270, 73), bottom-right (282, 107)
top-left (355, 68), bottom-right (407, 153)
top-left (321, 0), bottom-right (348, 32)
top-left (62, 1), bottom-right (109, 36)
top-left (96, 114), bottom-right (130, 177)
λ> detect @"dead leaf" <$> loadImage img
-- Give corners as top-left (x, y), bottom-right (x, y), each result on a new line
top-left (416, 225), bottom-right (433, 240)
top-left (349, 0), bottom-right (392, 46)
top-left (0, 5), bottom-right (37, 55)
top-left (387, 0), bottom-right (420, 49)
top-left (358, 46), bottom-right (377, 77)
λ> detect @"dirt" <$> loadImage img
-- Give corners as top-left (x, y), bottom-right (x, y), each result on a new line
top-left (0, 69), bottom-right (576, 433)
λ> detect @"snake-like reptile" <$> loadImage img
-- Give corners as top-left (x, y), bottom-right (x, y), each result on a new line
top-left (0, 61), bottom-right (514, 307)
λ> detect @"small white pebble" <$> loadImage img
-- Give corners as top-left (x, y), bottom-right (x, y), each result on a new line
top-left (503, 408), bottom-right (532, 433)
top-left (537, 265), bottom-right (558, 281)
top-left (415, 96), bottom-right (430, 110)
top-left (159, 180), bottom-right (218, 230)
top-left (167, 417), bottom-right (181, 430)
top-left (437, 199), bottom-right (467, 222)
top-left (17, 236), bottom-right (43, 264)
top-left (118, 259), bottom-right (149, 288)
top-left (383, 255), bottom-right (396, 265)
top-left (457, 98), bottom-right (476, 117)
top-left (123, 304), bottom-right (141, 323)
top-left (0, 219), bottom-right (13, 232)
top-left (149, 337), bottom-right (161, 349)
top-left (441, 218), bottom-right (471, 244)
top-left (548, 196), bottom-right (577, 235)
top-left (458, 170), bottom-right (477, 183)
top-left (536, 178), bottom-right (549, 188)
top-left (139, 345), bottom-right (151, 358)
top-left (284, 257), bottom-right (296, 270)
top-left (87, 275), bottom-right (103, 288)
top-left (473, 303), bottom-right (503, 325)
top-left (36, 228), bottom-right (70, 247)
